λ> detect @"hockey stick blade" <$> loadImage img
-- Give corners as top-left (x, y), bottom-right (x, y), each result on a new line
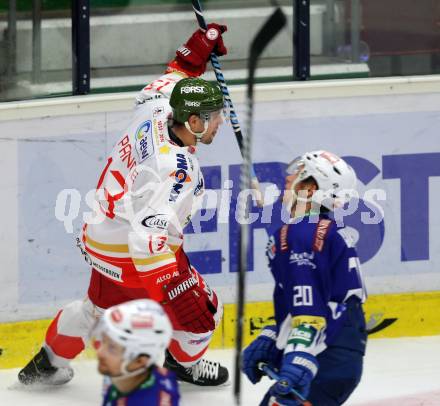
top-left (258, 362), bottom-right (313, 406)
top-left (191, 0), bottom-right (265, 207)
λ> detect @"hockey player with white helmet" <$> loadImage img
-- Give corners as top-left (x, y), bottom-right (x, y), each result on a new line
top-left (243, 150), bottom-right (367, 405)
top-left (19, 23), bottom-right (229, 387)
top-left (92, 299), bottom-right (179, 405)
top-left (283, 150), bottom-right (357, 213)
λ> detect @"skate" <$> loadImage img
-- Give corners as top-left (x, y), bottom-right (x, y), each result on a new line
top-left (164, 350), bottom-right (229, 386)
top-left (18, 347), bottom-right (74, 385)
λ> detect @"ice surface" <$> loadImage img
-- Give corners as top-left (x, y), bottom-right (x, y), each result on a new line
top-left (1, 336), bottom-right (439, 405)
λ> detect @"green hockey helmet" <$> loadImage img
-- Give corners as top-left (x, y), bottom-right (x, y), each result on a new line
top-left (170, 78), bottom-right (224, 125)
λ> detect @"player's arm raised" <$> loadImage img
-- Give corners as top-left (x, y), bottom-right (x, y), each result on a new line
top-left (136, 23), bottom-right (227, 103)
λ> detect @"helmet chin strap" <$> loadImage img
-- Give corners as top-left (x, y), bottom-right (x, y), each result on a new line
top-left (184, 120), bottom-right (209, 142)
top-left (111, 359), bottom-right (150, 382)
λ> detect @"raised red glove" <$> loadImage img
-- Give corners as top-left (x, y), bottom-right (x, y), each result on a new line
top-left (174, 23), bottom-right (228, 77)
top-left (162, 270), bottom-right (217, 334)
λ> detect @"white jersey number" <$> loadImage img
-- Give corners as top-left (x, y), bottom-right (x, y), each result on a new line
top-left (293, 285), bottom-right (313, 307)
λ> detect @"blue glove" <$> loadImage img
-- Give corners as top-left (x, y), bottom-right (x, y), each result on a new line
top-left (242, 325), bottom-right (282, 384)
top-left (270, 351), bottom-right (318, 402)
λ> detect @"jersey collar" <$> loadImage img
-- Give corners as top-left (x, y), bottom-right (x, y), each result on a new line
top-left (167, 126), bottom-right (184, 147)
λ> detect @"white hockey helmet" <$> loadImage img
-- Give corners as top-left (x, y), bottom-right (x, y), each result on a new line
top-left (96, 299), bottom-right (172, 369)
top-left (286, 150), bottom-right (357, 210)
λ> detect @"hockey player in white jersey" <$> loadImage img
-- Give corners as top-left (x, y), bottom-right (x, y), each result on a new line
top-left (19, 23), bottom-right (229, 387)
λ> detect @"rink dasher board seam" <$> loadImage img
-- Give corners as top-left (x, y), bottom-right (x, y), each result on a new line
top-left (1, 291), bottom-right (440, 369)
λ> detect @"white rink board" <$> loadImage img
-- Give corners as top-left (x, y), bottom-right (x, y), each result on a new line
top-left (0, 77), bottom-right (440, 321)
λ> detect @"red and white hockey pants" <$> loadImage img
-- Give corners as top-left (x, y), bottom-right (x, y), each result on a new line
top-left (44, 269), bottom-right (222, 369)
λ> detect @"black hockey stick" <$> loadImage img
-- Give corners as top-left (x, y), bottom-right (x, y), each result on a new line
top-left (191, 0), bottom-right (264, 207)
top-left (235, 6), bottom-right (287, 406)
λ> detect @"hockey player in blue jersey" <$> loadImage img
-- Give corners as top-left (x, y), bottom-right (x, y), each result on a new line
top-left (92, 299), bottom-right (180, 405)
top-left (243, 151), bottom-right (367, 406)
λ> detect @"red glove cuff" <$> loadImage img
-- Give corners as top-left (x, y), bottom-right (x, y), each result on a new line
top-left (166, 58), bottom-right (204, 78)
top-left (174, 23), bottom-right (228, 76)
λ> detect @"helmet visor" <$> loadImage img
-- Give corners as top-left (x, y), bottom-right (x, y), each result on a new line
top-left (286, 157), bottom-right (305, 175)
top-left (199, 108), bottom-right (226, 124)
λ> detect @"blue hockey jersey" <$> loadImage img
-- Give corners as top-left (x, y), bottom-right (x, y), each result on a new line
top-left (266, 213), bottom-right (367, 356)
top-left (102, 366), bottom-right (180, 406)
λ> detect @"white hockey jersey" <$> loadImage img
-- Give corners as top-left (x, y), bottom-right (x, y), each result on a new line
top-left (80, 71), bottom-right (205, 301)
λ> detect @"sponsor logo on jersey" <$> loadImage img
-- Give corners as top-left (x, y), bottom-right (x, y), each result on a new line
top-left (184, 100), bottom-right (201, 107)
top-left (147, 234), bottom-right (168, 254)
top-left (266, 235), bottom-right (276, 260)
top-left (141, 214), bottom-right (169, 230)
top-left (288, 324), bottom-right (316, 347)
top-left (156, 270), bottom-right (179, 285)
top-left (280, 224), bottom-right (290, 251)
top-left (135, 120), bottom-right (154, 162)
top-left (181, 86), bottom-right (205, 94)
top-left (118, 134), bottom-right (137, 171)
top-left (313, 218), bottom-right (332, 252)
top-left (153, 119), bottom-right (166, 144)
top-left (153, 106), bottom-right (165, 117)
top-left (194, 175), bottom-right (204, 196)
top-left (289, 251), bottom-right (316, 269)
top-left (169, 153), bottom-right (192, 202)
top-left (93, 261), bottom-right (123, 281)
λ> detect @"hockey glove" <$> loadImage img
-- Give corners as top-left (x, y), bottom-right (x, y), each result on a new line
top-left (270, 351), bottom-right (318, 402)
top-left (260, 391), bottom-right (302, 406)
top-left (242, 325), bottom-right (283, 384)
top-left (162, 270), bottom-right (217, 334)
top-left (173, 23), bottom-right (228, 76)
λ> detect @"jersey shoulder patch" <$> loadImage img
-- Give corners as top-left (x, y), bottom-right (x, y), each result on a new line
top-left (312, 218), bottom-right (333, 252)
top-left (279, 224), bottom-right (290, 252)
top-left (134, 119), bottom-right (155, 163)
top-left (266, 235), bottom-right (277, 261)
top-left (167, 151), bottom-right (194, 203)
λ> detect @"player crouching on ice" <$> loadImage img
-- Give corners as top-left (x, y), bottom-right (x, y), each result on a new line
top-left (242, 151), bottom-right (368, 406)
top-left (92, 299), bottom-right (179, 405)
top-left (19, 24), bottom-right (229, 387)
